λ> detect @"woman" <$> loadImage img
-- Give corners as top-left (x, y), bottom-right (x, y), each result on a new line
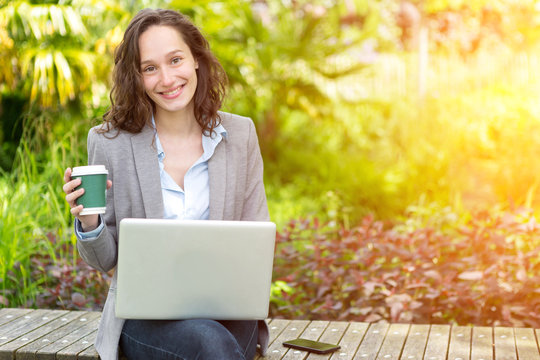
top-left (62, 8), bottom-right (269, 360)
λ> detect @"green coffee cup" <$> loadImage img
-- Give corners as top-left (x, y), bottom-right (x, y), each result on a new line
top-left (71, 165), bottom-right (109, 215)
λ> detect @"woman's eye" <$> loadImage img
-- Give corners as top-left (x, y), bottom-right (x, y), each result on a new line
top-left (143, 66), bottom-right (155, 73)
top-left (171, 57), bottom-right (182, 64)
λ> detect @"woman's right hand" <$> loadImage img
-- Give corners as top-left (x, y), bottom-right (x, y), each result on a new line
top-left (62, 167), bottom-right (112, 232)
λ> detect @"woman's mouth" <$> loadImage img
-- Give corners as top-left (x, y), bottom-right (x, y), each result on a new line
top-left (160, 85), bottom-right (184, 98)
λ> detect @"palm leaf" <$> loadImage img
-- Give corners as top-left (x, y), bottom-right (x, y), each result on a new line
top-left (4, 1), bottom-right (87, 41)
top-left (53, 51), bottom-right (75, 104)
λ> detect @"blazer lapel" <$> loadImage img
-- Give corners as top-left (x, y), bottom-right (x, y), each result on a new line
top-left (209, 139), bottom-right (227, 220)
top-left (131, 125), bottom-right (164, 219)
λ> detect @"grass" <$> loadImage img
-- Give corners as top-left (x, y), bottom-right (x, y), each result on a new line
top-left (0, 135), bottom-right (77, 307)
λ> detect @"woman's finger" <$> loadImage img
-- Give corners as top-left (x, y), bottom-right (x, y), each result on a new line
top-left (65, 187), bottom-right (84, 205)
top-left (62, 178), bottom-right (81, 195)
top-left (63, 167), bottom-right (72, 184)
top-left (70, 204), bottom-right (84, 216)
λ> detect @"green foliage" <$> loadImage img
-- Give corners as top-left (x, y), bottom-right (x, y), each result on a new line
top-left (0, 140), bottom-right (70, 306)
top-left (170, 0), bottom-right (378, 145)
top-left (2, 1), bottom-right (97, 107)
top-left (0, 105), bottom-right (91, 306)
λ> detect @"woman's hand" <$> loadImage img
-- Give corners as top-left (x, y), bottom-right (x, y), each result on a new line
top-left (63, 167), bottom-right (112, 232)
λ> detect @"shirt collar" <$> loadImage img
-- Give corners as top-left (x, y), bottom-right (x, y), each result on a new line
top-left (151, 114), bottom-right (227, 162)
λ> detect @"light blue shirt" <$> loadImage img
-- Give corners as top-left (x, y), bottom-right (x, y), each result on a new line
top-left (156, 121), bottom-right (227, 220)
top-left (76, 120), bottom-right (227, 238)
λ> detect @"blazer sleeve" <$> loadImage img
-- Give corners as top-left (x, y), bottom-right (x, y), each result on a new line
top-left (242, 119), bottom-right (270, 222)
top-left (75, 128), bottom-right (119, 273)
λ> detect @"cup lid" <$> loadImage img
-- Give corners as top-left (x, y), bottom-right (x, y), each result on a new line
top-left (72, 165), bottom-right (108, 176)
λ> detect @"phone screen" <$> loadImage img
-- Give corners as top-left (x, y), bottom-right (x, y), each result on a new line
top-left (283, 338), bottom-right (341, 354)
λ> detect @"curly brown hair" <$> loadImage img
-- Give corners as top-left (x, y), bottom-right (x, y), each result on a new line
top-left (101, 8), bottom-right (228, 135)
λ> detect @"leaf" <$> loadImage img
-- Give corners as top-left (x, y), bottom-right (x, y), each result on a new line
top-left (458, 271), bottom-right (483, 281)
top-left (516, 269), bottom-right (527, 282)
top-left (410, 301), bottom-right (423, 310)
top-left (424, 270), bottom-right (442, 281)
top-left (406, 282), bottom-right (429, 289)
top-left (364, 314), bottom-right (382, 322)
top-left (385, 293), bottom-right (412, 305)
top-left (424, 290), bottom-right (441, 299)
top-left (71, 292), bottom-right (85, 307)
top-left (399, 311), bottom-right (414, 322)
top-left (498, 281), bottom-right (513, 293)
top-left (390, 301), bottom-right (404, 321)
top-left (317, 285), bottom-right (330, 298)
top-left (350, 307), bottom-right (373, 316)
top-left (362, 281), bottom-right (378, 297)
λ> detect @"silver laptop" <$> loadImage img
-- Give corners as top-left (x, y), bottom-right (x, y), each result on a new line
top-left (115, 218), bottom-right (276, 320)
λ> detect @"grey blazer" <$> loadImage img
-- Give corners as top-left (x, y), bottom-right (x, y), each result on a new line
top-left (76, 112), bottom-right (270, 360)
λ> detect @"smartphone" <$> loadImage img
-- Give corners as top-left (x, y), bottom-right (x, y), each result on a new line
top-left (283, 338), bottom-right (341, 354)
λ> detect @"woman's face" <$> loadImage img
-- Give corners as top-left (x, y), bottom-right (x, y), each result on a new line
top-left (138, 25), bottom-right (198, 118)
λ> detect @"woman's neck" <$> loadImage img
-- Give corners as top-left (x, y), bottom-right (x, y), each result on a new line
top-left (154, 107), bottom-right (200, 139)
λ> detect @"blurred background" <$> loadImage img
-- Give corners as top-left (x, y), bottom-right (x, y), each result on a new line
top-left (3, 0), bottom-right (540, 325)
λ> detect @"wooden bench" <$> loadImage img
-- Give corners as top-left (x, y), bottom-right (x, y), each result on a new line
top-left (1, 308), bottom-right (539, 359)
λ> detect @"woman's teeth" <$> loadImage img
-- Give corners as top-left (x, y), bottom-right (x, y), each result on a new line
top-left (162, 85), bottom-right (183, 95)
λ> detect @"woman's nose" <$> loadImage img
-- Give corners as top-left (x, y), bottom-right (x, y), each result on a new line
top-left (160, 68), bottom-right (174, 86)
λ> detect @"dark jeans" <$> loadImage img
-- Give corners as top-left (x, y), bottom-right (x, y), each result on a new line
top-left (119, 319), bottom-right (258, 360)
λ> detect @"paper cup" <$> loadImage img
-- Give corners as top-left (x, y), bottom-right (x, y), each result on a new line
top-left (71, 165), bottom-right (108, 215)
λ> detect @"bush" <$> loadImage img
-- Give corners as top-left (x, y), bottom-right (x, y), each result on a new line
top-left (31, 232), bottom-right (111, 310)
top-left (270, 207), bottom-right (540, 328)
top-left (1, 230), bottom-right (111, 310)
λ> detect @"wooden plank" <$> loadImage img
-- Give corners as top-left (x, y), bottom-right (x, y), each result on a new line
top-left (0, 310), bottom-right (48, 338)
top-left (77, 343), bottom-right (100, 360)
top-left (0, 310), bottom-right (80, 360)
top-left (330, 322), bottom-right (369, 360)
top-left (264, 319), bottom-right (310, 360)
top-left (352, 322), bottom-right (390, 360)
top-left (423, 324), bottom-right (451, 360)
top-left (281, 320), bottom-right (329, 360)
top-left (0, 310), bottom-right (64, 347)
top-left (471, 326), bottom-right (493, 360)
top-left (536, 330), bottom-right (540, 358)
top-left (15, 312), bottom-right (99, 360)
top-left (447, 325), bottom-right (472, 360)
top-left (306, 321), bottom-right (348, 360)
top-left (56, 330), bottom-right (98, 360)
top-left (399, 324), bottom-right (430, 360)
top-left (35, 316), bottom-right (100, 360)
top-left (0, 309), bottom-right (33, 327)
top-left (514, 327), bottom-right (540, 360)
top-left (375, 323), bottom-right (409, 360)
top-left (494, 327), bottom-right (516, 360)
top-left (255, 319), bottom-right (291, 360)
top-left (268, 320), bottom-right (293, 346)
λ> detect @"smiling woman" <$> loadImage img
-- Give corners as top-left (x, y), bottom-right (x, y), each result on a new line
top-left (60, 8), bottom-right (270, 360)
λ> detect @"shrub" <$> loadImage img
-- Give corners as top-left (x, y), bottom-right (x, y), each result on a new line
top-left (6, 203), bottom-right (540, 329)
top-left (31, 233), bottom-right (111, 310)
top-left (270, 207), bottom-right (540, 328)
top-left (2, 231), bottom-right (111, 310)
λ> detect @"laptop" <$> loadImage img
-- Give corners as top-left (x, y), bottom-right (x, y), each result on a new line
top-left (115, 218), bottom-right (276, 320)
